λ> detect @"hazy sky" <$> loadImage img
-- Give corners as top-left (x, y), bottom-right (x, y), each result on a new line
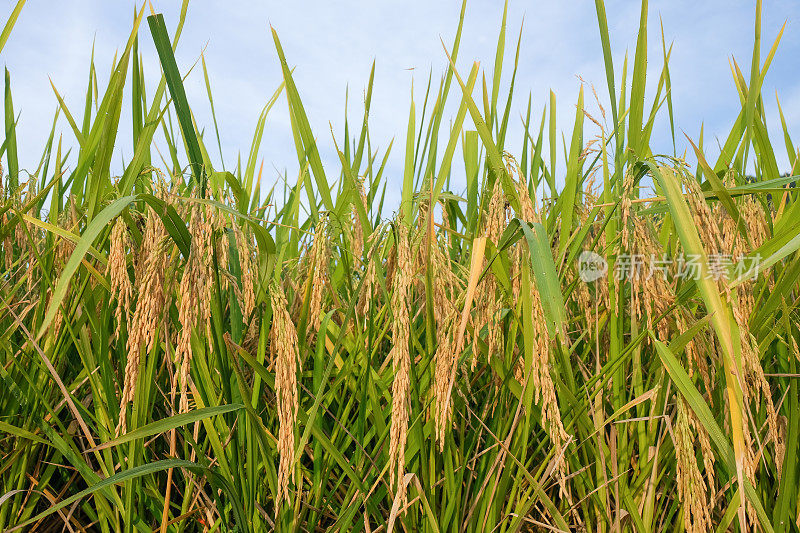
top-left (4, 1), bottom-right (800, 205)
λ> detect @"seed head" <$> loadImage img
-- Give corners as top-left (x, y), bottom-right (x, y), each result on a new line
top-left (270, 279), bottom-right (300, 509)
top-left (674, 397), bottom-right (714, 533)
top-left (306, 215), bottom-right (329, 336)
top-left (431, 229), bottom-right (463, 449)
top-left (176, 202), bottom-right (214, 413)
top-left (118, 201), bottom-right (170, 435)
top-left (234, 223), bottom-right (256, 320)
top-left (472, 180), bottom-right (507, 369)
top-left (388, 221), bottom-right (412, 504)
top-left (107, 217), bottom-right (133, 341)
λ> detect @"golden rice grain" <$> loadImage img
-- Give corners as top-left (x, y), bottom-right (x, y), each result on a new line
top-left (107, 216), bottom-right (133, 341)
top-left (629, 216), bottom-right (674, 339)
top-left (472, 179), bottom-right (507, 370)
top-left (431, 227), bottom-right (463, 450)
top-left (683, 176), bottom-right (724, 256)
top-left (388, 221), bottom-right (412, 503)
top-left (674, 397), bottom-right (713, 533)
top-left (234, 223), bottom-right (256, 320)
top-left (269, 279), bottom-right (300, 509)
top-left (118, 201), bottom-right (171, 435)
top-left (306, 215), bottom-right (329, 336)
top-left (176, 202), bottom-right (214, 414)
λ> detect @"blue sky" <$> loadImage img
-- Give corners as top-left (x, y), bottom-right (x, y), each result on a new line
top-left (4, 1), bottom-right (800, 205)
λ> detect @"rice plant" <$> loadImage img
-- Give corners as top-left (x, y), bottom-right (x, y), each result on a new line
top-left (1, 1), bottom-right (799, 531)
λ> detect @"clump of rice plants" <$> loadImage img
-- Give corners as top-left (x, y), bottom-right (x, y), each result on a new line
top-left (1, 1), bottom-right (799, 531)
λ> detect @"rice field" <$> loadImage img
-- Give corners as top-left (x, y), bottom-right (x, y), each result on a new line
top-left (1, 1), bottom-right (799, 531)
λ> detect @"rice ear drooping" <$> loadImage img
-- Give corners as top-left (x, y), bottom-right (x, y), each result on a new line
top-left (388, 220), bottom-right (413, 502)
top-left (270, 279), bottom-right (301, 509)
